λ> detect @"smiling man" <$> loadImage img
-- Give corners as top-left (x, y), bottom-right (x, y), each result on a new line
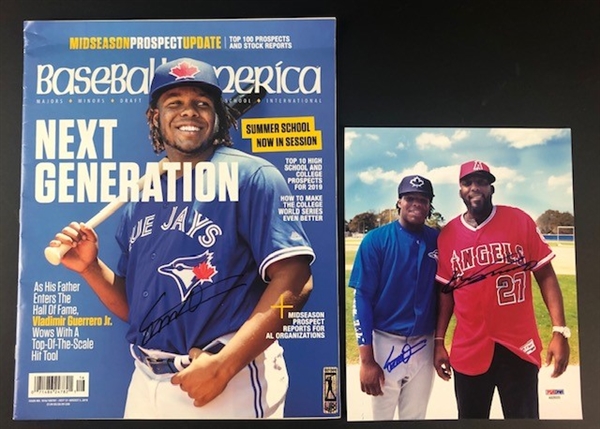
top-left (434, 160), bottom-right (570, 419)
top-left (48, 58), bottom-right (315, 419)
top-left (348, 174), bottom-right (439, 420)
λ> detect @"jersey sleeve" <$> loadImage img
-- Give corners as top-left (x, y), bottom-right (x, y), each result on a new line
top-left (348, 232), bottom-right (381, 295)
top-left (353, 288), bottom-right (374, 345)
top-left (435, 225), bottom-right (454, 284)
top-left (115, 203), bottom-right (134, 278)
top-left (522, 210), bottom-right (555, 270)
top-left (348, 233), bottom-right (381, 345)
top-left (237, 164), bottom-right (315, 281)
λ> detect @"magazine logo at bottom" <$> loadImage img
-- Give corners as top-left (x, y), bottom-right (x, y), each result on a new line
top-left (322, 366), bottom-right (338, 414)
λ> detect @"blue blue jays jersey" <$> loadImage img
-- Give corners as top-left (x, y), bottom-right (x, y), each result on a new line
top-left (115, 146), bottom-right (315, 353)
top-left (349, 221), bottom-right (439, 344)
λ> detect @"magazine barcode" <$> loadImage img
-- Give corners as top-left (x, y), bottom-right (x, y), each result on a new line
top-left (28, 372), bottom-right (89, 398)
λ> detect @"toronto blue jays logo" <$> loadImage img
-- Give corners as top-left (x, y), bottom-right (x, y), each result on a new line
top-left (169, 60), bottom-right (200, 80)
top-left (409, 176), bottom-right (425, 189)
top-left (158, 251), bottom-right (218, 301)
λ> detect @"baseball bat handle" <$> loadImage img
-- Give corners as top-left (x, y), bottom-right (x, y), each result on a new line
top-left (44, 244), bottom-right (72, 266)
top-left (44, 157), bottom-right (168, 266)
top-left (226, 84), bottom-right (268, 119)
top-left (44, 198), bottom-right (127, 265)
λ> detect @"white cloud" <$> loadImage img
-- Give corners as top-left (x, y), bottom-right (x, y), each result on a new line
top-left (548, 173), bottom-right (573, 195)
top-left (402, 161), bottom-right (430, 176)
top-left (357, 161), bottom-right (431, 185)
top-left (489, 128), bottom-right (568, 149)
top-left (397, 141), bottom-right (407, 150)
top-left (489, 165), bottom-right (525, 184)
top-left (415, 132), bottom-right (452, 150)
top-left (548, 173), bottom-right (572, 187)
top-left (415, 129), bottom-right (469, 150)
top-left (427, 163), bottom-right (525, 186)
top-left (452, 129), bottom-right (470, 141)
top-left (426, 165), bottom-right (458, 184)
top-left (345, 130), bottom-right (359, 150)
top-left (344, 131), bottom-right (381, 152)
top-left (357, 163), bottom-right (458, 187)
top-left (385, 151), bottom-right (397, 158)
top-left (357, 167), bottom-right (400, 185)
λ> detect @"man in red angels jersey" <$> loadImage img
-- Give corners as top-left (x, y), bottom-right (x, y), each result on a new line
top-left (433, 160), bottom-right (570, 419)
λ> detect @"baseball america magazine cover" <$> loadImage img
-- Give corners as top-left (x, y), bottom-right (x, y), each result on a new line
top-left (14, 18), bottom-right (339, 420)
top-left (344, 126), bottom-right (581, 421)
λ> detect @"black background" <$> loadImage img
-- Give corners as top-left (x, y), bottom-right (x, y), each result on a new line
top-left (2, 1), bottom-right (598, 428)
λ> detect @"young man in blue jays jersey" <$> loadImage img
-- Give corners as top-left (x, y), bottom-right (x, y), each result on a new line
top-left (48, 58), bottom-right (315, 419)
top-left (349, 175), bottom-right (439, 420)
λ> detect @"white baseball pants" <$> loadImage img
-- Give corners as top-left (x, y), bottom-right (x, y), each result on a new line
top-left (123, 338), bottom-right (288, 419)
top-left (370, 330), bottom-right (434, 420)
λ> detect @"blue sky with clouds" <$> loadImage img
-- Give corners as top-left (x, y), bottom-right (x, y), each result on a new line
top-left (344, 127), bottom-right (574, 223)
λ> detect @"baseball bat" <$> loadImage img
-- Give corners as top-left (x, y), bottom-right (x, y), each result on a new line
top-left (226, 84), bottom-right (268, 120)
top-left (44, 157), bottom-right (169, 265)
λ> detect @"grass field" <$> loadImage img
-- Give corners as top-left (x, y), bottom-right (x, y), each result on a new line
top-left (344, 239), bottom-right (580, 365)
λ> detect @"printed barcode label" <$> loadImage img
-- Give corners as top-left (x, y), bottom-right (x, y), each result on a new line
top-left (28, 372), bottom-right (89, 398)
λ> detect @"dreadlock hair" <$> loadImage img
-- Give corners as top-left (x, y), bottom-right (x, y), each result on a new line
top-left (145, 88), bottom-right (238, 154)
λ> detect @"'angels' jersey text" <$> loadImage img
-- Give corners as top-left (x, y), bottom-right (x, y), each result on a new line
top-left (451, 242), bottom-right (524, 275)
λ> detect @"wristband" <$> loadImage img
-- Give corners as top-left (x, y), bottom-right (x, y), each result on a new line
top-left (552, 326), bottom-right (571, 339)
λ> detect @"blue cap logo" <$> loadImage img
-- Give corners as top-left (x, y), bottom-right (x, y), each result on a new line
top-left (409, 176), bottom-right (425, 189)
top-left (398, 174), bottom-right (434, 199)
top-left (149, 58), bottom-right (221, 104)
top-left (169, 60), bottom-right (202, 80)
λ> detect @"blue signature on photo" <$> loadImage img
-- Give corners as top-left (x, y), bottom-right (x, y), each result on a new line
top-left (383, 338), bottom-right (427, 373)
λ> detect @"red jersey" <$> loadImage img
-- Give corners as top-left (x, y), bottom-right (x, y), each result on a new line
top-left (436, 205), bottom-right (555, 375)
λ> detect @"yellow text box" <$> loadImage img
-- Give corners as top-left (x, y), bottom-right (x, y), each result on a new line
top-left (241, 116), bottom-right (323, 153)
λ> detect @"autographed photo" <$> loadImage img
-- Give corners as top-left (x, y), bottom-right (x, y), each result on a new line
top-left (344, 127), bottom-right (581, 420)
top-left (14, 19), bottom-right (339, 420)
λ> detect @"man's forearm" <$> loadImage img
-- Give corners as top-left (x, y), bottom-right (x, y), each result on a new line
top-left (212, 256), bottom-right (313, 379)
top-left (81, 259), bottom-right (129, 321)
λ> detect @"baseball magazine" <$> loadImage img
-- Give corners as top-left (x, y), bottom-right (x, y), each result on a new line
top-left (14, 18), bottom-right (339, 419)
